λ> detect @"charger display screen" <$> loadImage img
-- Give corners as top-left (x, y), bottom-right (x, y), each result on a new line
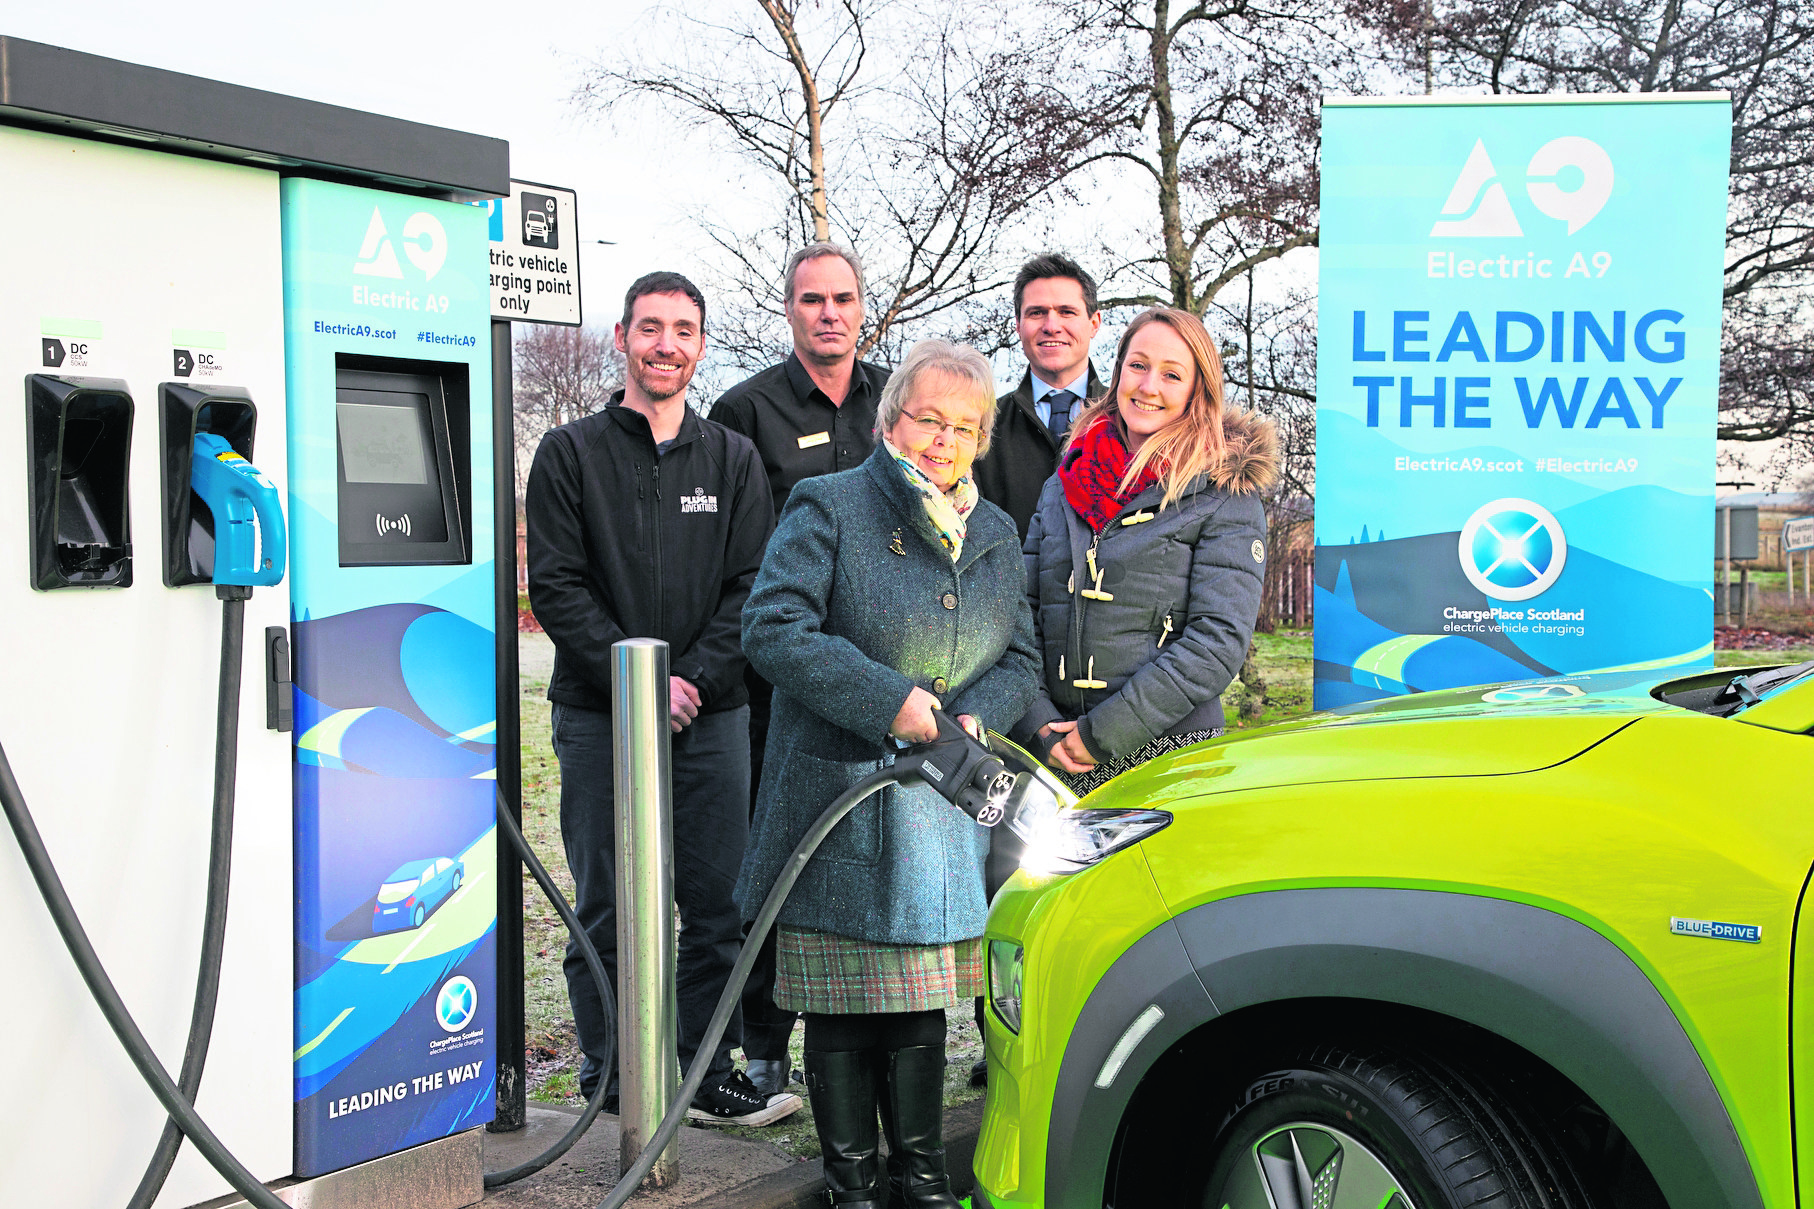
top-left (337, 400), bottom-right (430, 485)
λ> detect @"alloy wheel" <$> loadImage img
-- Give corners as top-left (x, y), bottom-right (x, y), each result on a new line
top-left (1210, 1122), bottom-right (1414, 1209)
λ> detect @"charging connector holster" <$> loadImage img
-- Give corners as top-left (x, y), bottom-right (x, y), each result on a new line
top-left (159, 384), bottom-right (258, 587)
top-left (26, 374), bottom-right (135, 590)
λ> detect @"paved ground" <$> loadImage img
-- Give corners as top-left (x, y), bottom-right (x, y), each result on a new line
top-left (480, 1101), bottom-right (983, 1208)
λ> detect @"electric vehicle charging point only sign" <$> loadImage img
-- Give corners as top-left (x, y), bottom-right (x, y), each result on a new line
top-left (487, 181), bottom-right (580, 325)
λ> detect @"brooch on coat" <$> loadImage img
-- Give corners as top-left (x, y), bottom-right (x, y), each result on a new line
top-left (889, 529), bottom-right (907, 556)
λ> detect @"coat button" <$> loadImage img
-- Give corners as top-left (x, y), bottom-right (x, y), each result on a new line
top-left (941, 593), bottom-right (957, 609)
top-left (933, 677), bottom-right (948, 694)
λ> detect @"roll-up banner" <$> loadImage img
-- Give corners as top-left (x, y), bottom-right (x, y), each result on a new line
top-left (1314, 95), bottom-right (1731, 708)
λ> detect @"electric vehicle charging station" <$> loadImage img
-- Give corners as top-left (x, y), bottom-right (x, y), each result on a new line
top-left (0, 37), bottom-right (508, 1209)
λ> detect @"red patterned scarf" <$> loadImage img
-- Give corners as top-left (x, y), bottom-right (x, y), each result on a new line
top-left (1058, 415), bottom-right (1164, 533)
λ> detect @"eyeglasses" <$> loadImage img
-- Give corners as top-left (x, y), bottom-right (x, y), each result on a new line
top-left (900, 411), bottom-right (981, 445)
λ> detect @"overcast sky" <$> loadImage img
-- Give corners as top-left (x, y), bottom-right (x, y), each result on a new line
top-left (8, 1), bottom-right (732, 334)
top-left (9, 7), bottom-right (1793, 486)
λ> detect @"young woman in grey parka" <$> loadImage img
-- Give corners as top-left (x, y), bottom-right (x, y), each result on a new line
top-left (1010, 306), bottom-right (1279, 794)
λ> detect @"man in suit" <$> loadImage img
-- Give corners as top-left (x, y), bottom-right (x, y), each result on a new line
top-left (974, 253), bottom-right (1106, 540)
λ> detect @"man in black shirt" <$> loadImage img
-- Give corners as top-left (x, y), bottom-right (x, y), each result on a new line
top-left (709, 242), bottom-right (890, 1096)
top-left (974, 253), bottom-right (1107, 540)
top-left (527, 271), bottom-right (798, 1125)
top-left (710, 243), bottom-right (890, 518)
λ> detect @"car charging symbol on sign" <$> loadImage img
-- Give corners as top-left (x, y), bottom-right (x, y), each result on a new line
top-left (521, 191), bottom-right (559, 249)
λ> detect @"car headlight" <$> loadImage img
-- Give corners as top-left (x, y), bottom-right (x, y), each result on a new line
top-left (988, 939), bottom-right (1024, 1033)
top-left (1007, 780), bottom-right (1173, 876)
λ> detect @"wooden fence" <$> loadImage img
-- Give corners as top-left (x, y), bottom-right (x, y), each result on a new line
top-left (1260, 549), bottom-right (1314, 631)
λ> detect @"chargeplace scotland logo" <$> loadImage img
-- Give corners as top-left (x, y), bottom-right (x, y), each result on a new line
top-left (1459, 498), bottom-right (1568, 602)
top-left (436, 976), bottom-right (478, 1032)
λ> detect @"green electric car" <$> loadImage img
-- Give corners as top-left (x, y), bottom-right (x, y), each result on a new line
top-left (975, 659), bottom-right (1814, 1209)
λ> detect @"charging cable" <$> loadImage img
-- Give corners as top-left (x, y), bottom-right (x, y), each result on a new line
top-left (486, 710), bottom-right (1022, 1207)
top-left (0, 724), bottom-right (292, 1209)
top-left (125, 585), bottom-right (251, 1209)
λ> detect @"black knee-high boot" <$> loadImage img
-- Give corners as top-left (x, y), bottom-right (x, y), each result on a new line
top-left (805, 1050), bottom-right (886, 1208)
top-left (878, 1044), bottom-right (963, 1208)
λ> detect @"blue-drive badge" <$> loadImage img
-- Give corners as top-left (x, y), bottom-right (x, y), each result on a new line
top-left (1670, 917), bottom-right (1762, 943)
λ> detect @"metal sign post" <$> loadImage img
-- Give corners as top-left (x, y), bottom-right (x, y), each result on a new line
top-left (490, 178), bottom-right (582, 1133)
top-left (612, 638), bottom-right (680, 1187)
top-left (1785, 516), bottom-right (1814, 608)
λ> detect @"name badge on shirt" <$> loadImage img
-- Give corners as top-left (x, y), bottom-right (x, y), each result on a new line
top-left (797, 430), bottom-right (831, 449)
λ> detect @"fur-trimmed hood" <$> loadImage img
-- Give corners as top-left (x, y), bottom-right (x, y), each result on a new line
top-left (1208, 406), bottom-right (1280, 496)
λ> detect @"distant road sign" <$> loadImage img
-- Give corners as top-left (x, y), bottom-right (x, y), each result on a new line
top-left (1784, 515), bottom-right (1814, 553)
top-left (488, 180), bottom-right (581, 325)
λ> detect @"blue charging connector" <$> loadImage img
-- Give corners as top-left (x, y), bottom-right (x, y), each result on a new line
top-left (191, 433), bottom-right (286, 587)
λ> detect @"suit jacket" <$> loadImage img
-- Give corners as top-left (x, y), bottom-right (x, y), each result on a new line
top-left (974, 365), bottom-right (1107, 541)
top-left (733, 446), bottom-right (1039, 944)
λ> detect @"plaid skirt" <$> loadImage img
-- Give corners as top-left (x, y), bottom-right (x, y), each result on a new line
top-left (774, 926), bottom-right (985, 1014)
top-left (1057, 727), bottom-right (1224, 798)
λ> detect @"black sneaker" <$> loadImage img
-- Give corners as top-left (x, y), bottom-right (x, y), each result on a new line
top-left (686, 1069), bottom-right (803, 1126)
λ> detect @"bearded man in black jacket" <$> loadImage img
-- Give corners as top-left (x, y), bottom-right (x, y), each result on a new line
top-left (525, 271), bottom-right (799, 1126)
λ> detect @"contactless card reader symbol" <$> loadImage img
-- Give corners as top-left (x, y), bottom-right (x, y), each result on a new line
top-left (521, 191), bottom-right (558, 249)
top-left (1459, 498), bottom-right (1567, 602)
top-left (376, 513), bottom-right (413, 538)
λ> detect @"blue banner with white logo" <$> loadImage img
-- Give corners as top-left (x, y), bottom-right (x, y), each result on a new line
top-left (1313, 96), bottom-right (1730, 708)
top-left (281, 178), bottom-right (497, 1174)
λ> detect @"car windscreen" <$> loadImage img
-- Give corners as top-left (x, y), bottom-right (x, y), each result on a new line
top-left (1654, 659), bottom-right (1814, 718)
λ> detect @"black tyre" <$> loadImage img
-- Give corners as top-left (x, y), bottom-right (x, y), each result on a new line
top-left (1199, 1043), bottom-right (1595, 1209)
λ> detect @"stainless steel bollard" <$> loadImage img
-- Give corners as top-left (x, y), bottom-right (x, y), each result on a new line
top-left (612, 638), bottom-right (679, 1187)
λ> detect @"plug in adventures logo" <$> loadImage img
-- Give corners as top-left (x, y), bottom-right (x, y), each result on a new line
top-left (680, 487), bottom-right (718, 514)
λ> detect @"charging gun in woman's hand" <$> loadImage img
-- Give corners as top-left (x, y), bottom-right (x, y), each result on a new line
top-left (893, 711), bottom-right (1021, 827)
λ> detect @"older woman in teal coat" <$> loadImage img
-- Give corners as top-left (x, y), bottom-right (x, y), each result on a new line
top-left (736, 339), bottom-right (1038, 1209)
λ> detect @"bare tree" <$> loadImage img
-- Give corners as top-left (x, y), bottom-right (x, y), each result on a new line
top-left (1006, 0), bottom-right (1372, 704)
top-left (574, 0), bottom-right (1084, 373)
top-left (512, 325), bottom-right (622, 497)
top-left (1011, 0), bottom-right (1372, 319)
top-left (1361, 0), bottom-right (1814, 479)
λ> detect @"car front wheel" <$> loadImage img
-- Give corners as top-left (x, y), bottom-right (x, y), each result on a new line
top-left (1200, 1043), bottom-right (1593, 1209)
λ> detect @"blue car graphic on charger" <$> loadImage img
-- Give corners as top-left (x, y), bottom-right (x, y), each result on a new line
top-left (372, 857), bottom-right (464, 933)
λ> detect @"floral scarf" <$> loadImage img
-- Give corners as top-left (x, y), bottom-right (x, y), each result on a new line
top-left (1058, 414), bottom-right (1164, 533)
top-left (885, 439), bottom-right (978, 561)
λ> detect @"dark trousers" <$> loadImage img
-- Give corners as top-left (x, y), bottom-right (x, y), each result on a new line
top-left (740, 671), bottom-right (800, 1062)
top-left (553, 701), bottom-right (749, 1095)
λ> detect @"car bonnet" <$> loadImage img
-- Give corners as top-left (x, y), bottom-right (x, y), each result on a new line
top-left (1083, 668), bottom-right (1688, 804)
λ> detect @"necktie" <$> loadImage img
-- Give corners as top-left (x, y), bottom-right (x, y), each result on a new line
top-left (1045, 388), bottom-right (1078, 444)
